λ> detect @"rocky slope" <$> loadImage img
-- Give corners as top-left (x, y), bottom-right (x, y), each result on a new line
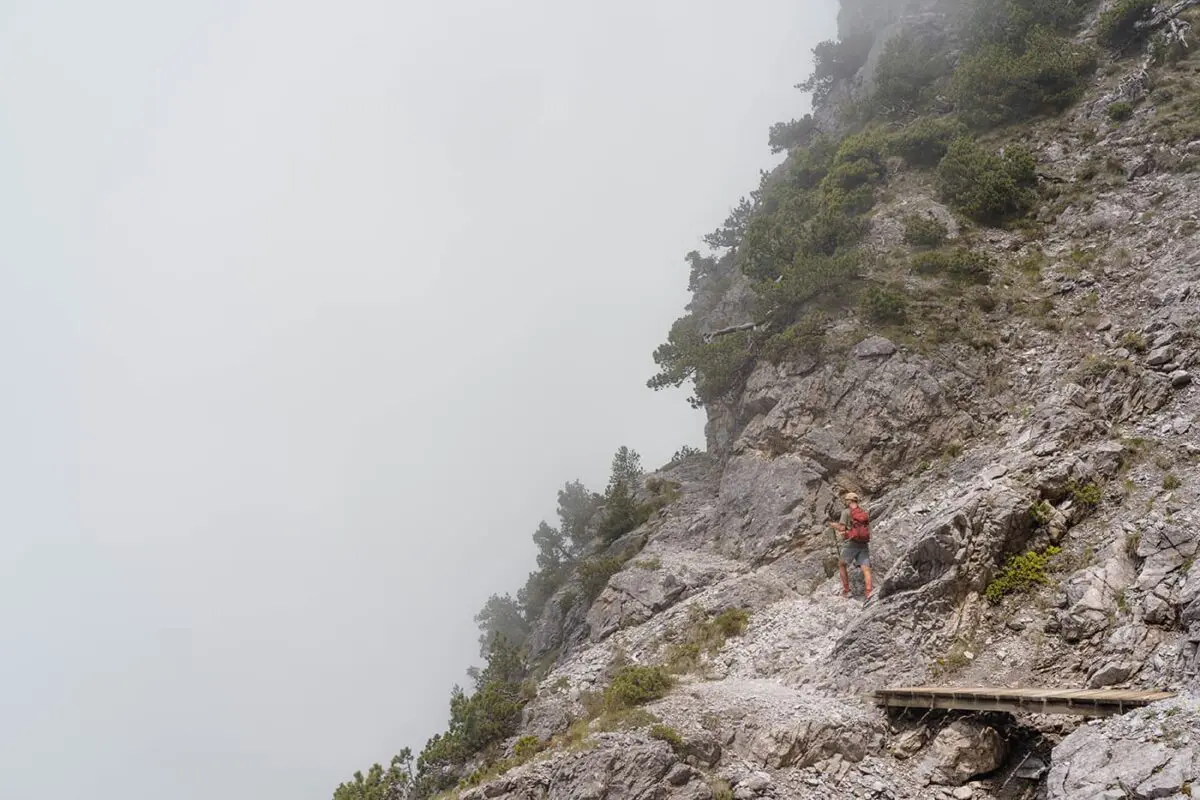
top-left (422, 2), bottom-right (1200, 799)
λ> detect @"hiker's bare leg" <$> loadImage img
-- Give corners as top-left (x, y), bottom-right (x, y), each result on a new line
top-left (862, 565), bottom-right (873, 598)
top-left (838, 562), bottom-right (851, 595)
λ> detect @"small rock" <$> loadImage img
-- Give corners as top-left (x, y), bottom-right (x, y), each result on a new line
top-left (953, 787), bottom-right (975, 799)
top-left (1147, 345), bottom-right (1176, 366)
top-left (888, 728), bottom-right (927, 759)
top-left (1171, 370), bottom-right (1192, 388)
top-left (982, 464), bottom-right (1008, 480)
top-left (854, 335), bottom-right (897, 359)
top-left (1096, 319), bottom-right (1113, 332)
top-left (1034, 441), bottom-right (1059, 457)
top-left (1007, 619), bottom-right (1027, 632)
top-left (741, 772), bottom-right (772, 793)
top-left (1088, 661), bottom-right (1136, 688)
top-left (666, 763), bottom-right (695, 787)
top-left (1014, 756), bottom-right (1047, 780)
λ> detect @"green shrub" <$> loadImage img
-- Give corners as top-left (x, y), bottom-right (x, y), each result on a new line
top-left (580, 556), bottom-right (625, 599)
top-left (647, 315), bottom-right (755, 407)
top-left (591, 707), bottom-right (659, 733)
top-left (667, 445), bottom-right (703, 466)
top-left (757, 250), bottom-right (863, 328)
top-left (1070, 481), bottom-right (1103, 511)
top-left (710, 779), bottom-right (735, 800)
top-left (1029, 499), bottom-right (1054, 525)
top-left (712, 608), bottom-right (750, 637)
top-left (797, 34), bottom-right (875, 106)
top-left (873, 29), bottom-right (954, 112)
top-left (951, 29), bottom-right (1095, 127)
top-left (966, 0), bottom-right (1095, 50)
top-left (1098, 0), bottom-right (1156, 48)
top-left (985, 546), bottom-right (1062, 603)
top-left (1120, 331), bottom-right (1148, 352)
top-left (762, 312), bottom-right (828, 363)
top-left (665, 606), bottom-right (752, 675)
top-left (911, 248), bottom-right (994, 284)
top-left (768, 115), bottom-right (818, 154)
top-left (902, 213), bottom-right (950, 247)
top-left (604, 665), bottom-right (674, 710)
top-left (1107, 101), bottom-right (1134, 121)
top-left (513, 735), bottom-right (543, 762)
top-left (806, 209), bottom-right (871, 253)
top-left (818, 129), bottom-right (889, 214)
top-left (649, 724), bottom-right (685, 754)
top-left (1164, 473), bottom-right (1182, 490)
top-left (936, 137), bottom-right (1037, 224)
top-left (887, 116), bottom-right (969, 167)
top-left (861, 285), bottom-right (909, 323)
top-left (597, 482), bottom-right (650, 542)
top-left (333, 751), bottom-right (414, 800)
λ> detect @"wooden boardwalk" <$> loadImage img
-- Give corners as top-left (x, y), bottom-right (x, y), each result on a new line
top-left (874, 686), bottom-right (1177, 717)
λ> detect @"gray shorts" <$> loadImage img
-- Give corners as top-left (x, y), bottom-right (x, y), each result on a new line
top-left (841, 541), bottom-right (870, 567)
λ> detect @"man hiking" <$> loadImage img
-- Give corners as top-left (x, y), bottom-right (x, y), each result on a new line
top-left (829, 492), bottom-right (873, 600)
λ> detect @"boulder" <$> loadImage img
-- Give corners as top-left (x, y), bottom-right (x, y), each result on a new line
top-left (925, 720), bottom-right (1007, 785)
top-left (854, 335), bottom-right (898, 358)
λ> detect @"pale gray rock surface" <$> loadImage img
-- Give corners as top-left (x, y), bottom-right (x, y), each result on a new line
top-left (1048, 695), bottom-right (1200, 800)
top-left (923, 721), bottom-right (1006, 786)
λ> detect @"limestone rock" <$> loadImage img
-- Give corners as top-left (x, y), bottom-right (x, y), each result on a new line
top-left (887, 727), bottom-right (927, 759)
top-left (925, 721), bottom-right (1006, 786)
top-left (1048, 695), bottom-right (1200, 800)
top-left (854, 335), bottom-right (898, 358)
top-left (459, 733), bottom-right (678, 800)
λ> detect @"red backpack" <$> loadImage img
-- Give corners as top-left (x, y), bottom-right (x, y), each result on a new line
top-left (847, 506), bottom-right (870, 543)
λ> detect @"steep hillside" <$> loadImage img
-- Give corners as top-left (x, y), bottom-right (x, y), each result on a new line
top-left (333, 1), bottom-right (1200, 798)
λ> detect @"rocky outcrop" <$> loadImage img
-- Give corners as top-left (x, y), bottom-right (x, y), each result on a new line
top-left (458, 734), bottom-right (699, 800)
top-left (1048, 695), bottom-right (1200, 800)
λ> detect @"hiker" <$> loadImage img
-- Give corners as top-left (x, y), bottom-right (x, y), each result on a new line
top-left (829, 492), bottom-right (873, 599)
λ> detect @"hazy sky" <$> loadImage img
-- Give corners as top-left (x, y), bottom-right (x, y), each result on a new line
top-left (0, 1), bottom-right (833, 798)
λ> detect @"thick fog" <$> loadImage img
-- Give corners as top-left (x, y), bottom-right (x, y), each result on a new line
top-left (0, 1), bottom-right (835, 798)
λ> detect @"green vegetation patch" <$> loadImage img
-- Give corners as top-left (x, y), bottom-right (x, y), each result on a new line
top-left (986, 546), bottom-right (1062, 603)
top-left (936, 138), bottom-right (1037, 224)
top-left (648, 724), bottom-right (686, 755)
top-left (1107, 101), bottom-right (1134, 121)
top-left (665, 607), bottom-right (751, 676)
top-left (902, 212), bottom-right (950, 247)
top-left (911, 247), bottom-right (995, 284)
top-left (886, 116), bottom-right (968, 167)
top-left (1098, 0), bottom-right (1157, 48)
top-left (603, 665), bottom-right (674, 710)
top-left (951, 29), bottom-right (1095, 127)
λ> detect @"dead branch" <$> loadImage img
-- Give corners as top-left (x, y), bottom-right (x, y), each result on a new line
top-left (702, 321), bottom-right (761, 344)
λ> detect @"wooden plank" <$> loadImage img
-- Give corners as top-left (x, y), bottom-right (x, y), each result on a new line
top-left (872, 685), bottom-right (1177, 717)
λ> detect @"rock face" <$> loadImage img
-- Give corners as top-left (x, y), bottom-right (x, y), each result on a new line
top-left (458, 734), bottom-right (696, 800)
top-left (1048, 696), bottom-right (1200, 800)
